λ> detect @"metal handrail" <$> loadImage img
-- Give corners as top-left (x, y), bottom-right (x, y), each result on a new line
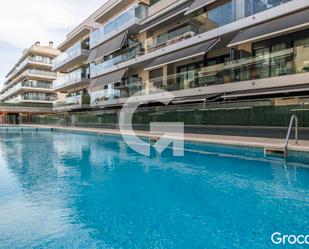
top-left (56, 119), bottom-right (66, 128)
top-left (284, 115), bottom-right (299, 154)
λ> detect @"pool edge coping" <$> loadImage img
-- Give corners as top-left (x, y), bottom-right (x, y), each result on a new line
top-left (3, 124), bottom-right (309, 154)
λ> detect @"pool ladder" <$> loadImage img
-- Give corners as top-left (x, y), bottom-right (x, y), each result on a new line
top-left (284, 114), bottom-right (299, 156)
top-left (56, 119), bottom-right (67, 128)
top-left (265, 115), bottom-right (299, 157)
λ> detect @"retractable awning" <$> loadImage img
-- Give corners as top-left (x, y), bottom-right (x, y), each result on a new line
top-left (87, 31), bottom-right (128, 63)
top-left (224, 86), bottom-right (309, 99)
top-left (185, 0), bottom-right (216, 15)
top-left (145, 38), bottom-right (219, 71)
top-left (140, 1), bottom-right (191, 33)
top-left (229, 8), bottom-right (309, 47)
top-left (89, 68), bottom-right (127, 90)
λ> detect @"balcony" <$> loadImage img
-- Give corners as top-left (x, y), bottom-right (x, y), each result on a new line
top-left (88, 0), bottom-right (300, 79)
top-left (26, 69), bottom-right (57, 79)
top-left (90, 44), bottom-right (309, 106)
top-left (3, 70), bottom-right (56, 92)
top-left (0, 83), bottom-right (22, 100)
top-left (5, 93), bottom-right (56, 103)
top-left (53, 40), bottom-right (90, 72)
top-left (147, 23), bottom-right (201, 52)
top-left (21, 94), bottom-right (56, 102)
top-left (53, 95), bottom-right (90, 111)
top-left (0, 81), bottom-right (53, 101)
top-left (145, 48), bottom-right (309, 93)
top-left (6, 56), bottom-right (53, 81)
top-left (144, 0), bottom-right (294, 52)
top-left (90, 4), bottom-right (148, 49)
top-left (53, 68), bottom-right (90, 91)
top-left (90, 42), bottom-right (144, 77)
top-left (91, 80), bottom-right (143, 106)
top-left (22, 81), bottom-right (53, 90)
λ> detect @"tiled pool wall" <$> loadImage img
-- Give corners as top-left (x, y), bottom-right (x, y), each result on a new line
top-left (0, 126), bottom-right (309, 165)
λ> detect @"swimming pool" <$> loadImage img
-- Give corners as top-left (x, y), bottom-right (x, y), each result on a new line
top-left (0, 129), bottom-right (308, 248)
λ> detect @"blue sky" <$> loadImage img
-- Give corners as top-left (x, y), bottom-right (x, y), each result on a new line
top-left (0, 0), bottom-right (105, 84)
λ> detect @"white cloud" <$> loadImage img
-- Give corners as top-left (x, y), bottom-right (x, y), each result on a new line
top-left (0, 0), bottom-right (104, 82)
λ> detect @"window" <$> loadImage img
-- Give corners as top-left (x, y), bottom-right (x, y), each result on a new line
top-left (176, 62), bottom-right (204, 89)
top-left (208, 0), bottom-right (237, 27)
top-left (245, 0), bottom-right (291, 17)
top-left (149, 68), bottom-right (164, 89)
top-left (150, 0), bottom-right (161, 6)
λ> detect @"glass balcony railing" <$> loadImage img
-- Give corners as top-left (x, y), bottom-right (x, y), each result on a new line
top-left (53, 41), bottom-right (90, 69)
top-left (90, 4), bottom-right (148, 48)
top-left (90, 42), bottom-right (144, 77)
top-left (146, 48), bottom-right (309, 92)
top-left (6, 96), bottom-right (23, 103)
top-left (6, 56), bottom-right (52, 80)
top-left (30, 56), bottom-right (52, 64)
top-left (27, 69), bottom-right (57, 78)
top-left (243, 0), bottom-right (292, 18)
top-left (147, 23), bottom-right (200, 52)
top-left (146, 0), bottom-right (292, 53)
top-left (202, 0), bottom-right (292, 28)
top-left (0, 81), bottom-right (52, 100)
top-left (91, 45), bottom-right (309, 105)
top-left (89, 0), bottom-right (293, 77)
top-left (91, 81), bottom-right (143, 105)
top-left (21, 94), bottom-right (56, 102)
top-left (54, 95), bottom-right (90, 109)
top-left (0, 83), bottom-right (22, 100)
top-left (53, 68), bottom-right (89, 90)
top-left (22, 81), bottom-right (52, 89)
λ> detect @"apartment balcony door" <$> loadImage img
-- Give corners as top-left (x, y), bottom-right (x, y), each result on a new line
top-left (177, 62), bottom-right (203, 90)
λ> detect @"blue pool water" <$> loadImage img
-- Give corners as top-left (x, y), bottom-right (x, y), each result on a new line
top-left (0, 129), bottom-right (308, 248)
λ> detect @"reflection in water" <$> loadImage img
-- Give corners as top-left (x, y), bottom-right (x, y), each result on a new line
top-left (0, 130), bottom-right (308, 248)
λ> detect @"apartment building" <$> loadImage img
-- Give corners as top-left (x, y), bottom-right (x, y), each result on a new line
top-left (50, 0), bottom-right (309, 130)
top-left (1, 42), bottom-right (60, 105)
top-left (52, 18), bottom-right (101, 112)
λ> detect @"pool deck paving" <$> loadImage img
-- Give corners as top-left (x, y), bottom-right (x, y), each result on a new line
top-left (19, 125), bottom-right (309, 153)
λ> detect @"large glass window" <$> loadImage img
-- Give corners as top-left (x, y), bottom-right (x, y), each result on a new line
top-left (207, 0), bottom-right (237, 27)
top-left (294, 37), bottom-right (309, 73)
top-left (149, 68), bottom-right (164, 89)
top-left (245, 0), bottom-right (291, 17)
top-left (176, 62), bottom-right (204, 90)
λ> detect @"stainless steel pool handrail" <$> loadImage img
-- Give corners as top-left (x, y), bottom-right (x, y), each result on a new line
top-left (56, 119), bottom-right (66, 128)
top-left (284, 115), bottom-right (299, 155)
